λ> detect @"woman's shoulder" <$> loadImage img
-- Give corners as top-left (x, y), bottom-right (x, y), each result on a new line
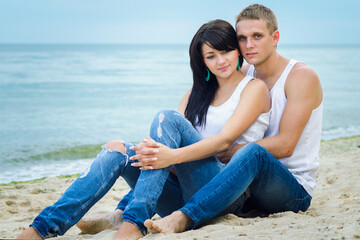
top-left (245, 77), bottom-right (268, 94)
top-left (241, 78), bottom-right (271, 112)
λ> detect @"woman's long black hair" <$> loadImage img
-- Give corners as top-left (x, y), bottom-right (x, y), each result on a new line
top-left (185, 19), bottom-right (244, 127)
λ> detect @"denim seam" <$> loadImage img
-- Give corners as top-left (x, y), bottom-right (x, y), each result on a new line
top-left (184, 152), bottom-right (257, 225)
top-left (151, 169), bottom-right (171, 210)
top-left (64, 163), bottom-right (122, 228)
top-left (180, 207), bottom-right (198, 225)
top-left (30, 222), bottom-right (52, 238)
top-left (284, 194), bottom-right (312, 208)
top-left (122, 169), bottom-right (170, 231)
top-left (61, 151), bottom-right (127, 230)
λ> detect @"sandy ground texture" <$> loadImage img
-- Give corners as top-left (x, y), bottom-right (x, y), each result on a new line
top-left (1, 137), bottom-right (360, 240)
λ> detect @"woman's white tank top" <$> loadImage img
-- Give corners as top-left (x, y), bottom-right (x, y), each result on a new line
top-left (195, 75), bottom-right (270, 145)
top-left (247, 59), bottom-right (323, 196)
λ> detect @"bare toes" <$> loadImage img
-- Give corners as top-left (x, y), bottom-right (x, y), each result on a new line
top-left (152, 222), bottom-right (163, 233)
top-left (144, 220), bottom-right (153, 231)
top-left (144, 220), bottom-right (158, 234)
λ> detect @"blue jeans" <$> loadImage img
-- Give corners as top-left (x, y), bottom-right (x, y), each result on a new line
top-left (31, 110), bottom-right (223, 238)
top-left (179, 142), bottom-right (312, 228)
top-left (31, 109), bottom-right (311, 237)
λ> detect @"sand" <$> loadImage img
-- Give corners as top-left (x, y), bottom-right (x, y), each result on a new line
top-left (1, 137), bottom-right (360, 239)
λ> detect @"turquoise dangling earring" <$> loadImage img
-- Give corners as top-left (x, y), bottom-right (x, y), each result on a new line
top-left (205, 68), bottom-right (210, 82)
top-left (237, 57), bottom-right (241, 70)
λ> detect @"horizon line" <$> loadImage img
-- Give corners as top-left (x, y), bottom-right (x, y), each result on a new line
top-left (0, 43), bottom-right (359, 47)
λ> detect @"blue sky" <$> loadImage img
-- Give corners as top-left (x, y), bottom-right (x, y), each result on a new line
top-left (1, 0), bottom-right (359, 45)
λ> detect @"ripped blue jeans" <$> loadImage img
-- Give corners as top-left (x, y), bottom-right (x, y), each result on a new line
top-left (30, 110), bottom-right (223, 237)
top-left (30, 109), bottom-right (311, 237)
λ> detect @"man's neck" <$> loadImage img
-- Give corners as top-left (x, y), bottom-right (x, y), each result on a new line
top-left (254, 53), bottom-right (289, 91)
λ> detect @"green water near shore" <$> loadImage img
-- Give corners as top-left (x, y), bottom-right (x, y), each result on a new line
top-left (2, 135), bottom-right (359, 187)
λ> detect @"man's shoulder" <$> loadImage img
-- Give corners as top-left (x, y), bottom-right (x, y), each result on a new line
top-left (285, 61), bottom-right (322, 103)
top-left (287, 62), bottom-right (320, 87)
top-left (289, 62), bottom-right (318, 79)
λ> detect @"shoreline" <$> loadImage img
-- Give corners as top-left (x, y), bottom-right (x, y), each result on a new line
top-left (2, 135), bottom-right (359, 187)
top-left (1, 136), bottom-right (359, 239)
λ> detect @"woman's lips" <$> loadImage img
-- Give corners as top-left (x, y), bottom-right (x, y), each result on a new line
top-left (218, 65), bottom-right (229, 71)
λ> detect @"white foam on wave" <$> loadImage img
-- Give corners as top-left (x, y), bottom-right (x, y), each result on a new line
top-left (0, 158), bottom-right (93, 184)
top-left (322, 125), bottom-right (360, 141)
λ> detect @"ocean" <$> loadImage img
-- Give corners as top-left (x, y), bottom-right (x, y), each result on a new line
top-left (0, 44), bottom-right (359, 184)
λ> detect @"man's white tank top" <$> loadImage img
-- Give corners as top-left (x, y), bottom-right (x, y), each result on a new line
top-left (195, 75), bottom-right (270, 145)
top-left (247, 59), bottom-right (323, 196)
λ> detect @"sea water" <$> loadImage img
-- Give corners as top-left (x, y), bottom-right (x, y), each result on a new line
top-left (0, 44), bottom-right (359, 183)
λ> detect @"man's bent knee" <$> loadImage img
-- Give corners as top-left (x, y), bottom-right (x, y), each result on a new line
top-left (231, 142), bottom-right (265, 164)
top-left (105, 140), bottom-right (126, 154)
top-left (244, 142), bottom-right (263, 152)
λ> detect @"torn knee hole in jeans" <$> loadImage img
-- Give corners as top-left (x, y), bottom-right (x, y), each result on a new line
top-left (105, 140), bottom-right (126, 153)
top-left (101, 140), bottom-right (130, 166)
top-left (157, 113), bottom-right (165, 138)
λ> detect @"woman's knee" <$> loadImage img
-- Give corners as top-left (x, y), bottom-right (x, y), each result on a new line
top-left (105, 140), bottom-right (126, 154)
top-left (155, 109), bottom-right (178, 121)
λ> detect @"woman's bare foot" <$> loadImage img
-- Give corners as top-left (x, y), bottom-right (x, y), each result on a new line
top-left (16, 226), bottom-right (43, 239)
top-left (76, 209), bottom-right (123, 234)
top-left (144, 211), bottom-right (192, 234)
top-left (114, 221), bottom-right (144, 240)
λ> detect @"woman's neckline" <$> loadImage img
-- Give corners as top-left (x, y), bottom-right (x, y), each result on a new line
top-left (210, 75), bottom-right (250, 108)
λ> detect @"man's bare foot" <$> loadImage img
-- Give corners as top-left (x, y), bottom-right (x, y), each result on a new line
top-left (114, 221), bottom-right (144, 240)
top-left (16, 226), bottom-right (43, 239)
top-left (76, 209), bottom-right (123, 234)
top-left (144, 211), bottom-right (192, 234)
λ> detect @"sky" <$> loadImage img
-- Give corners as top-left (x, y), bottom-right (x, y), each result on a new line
top-left (1, 0), bottom-right (359, 45)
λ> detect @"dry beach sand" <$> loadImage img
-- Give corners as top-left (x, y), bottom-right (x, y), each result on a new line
top-left (1, 137), bottom-right (360, 239)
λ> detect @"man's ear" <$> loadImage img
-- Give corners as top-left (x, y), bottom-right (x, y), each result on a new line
top-left (272, 30), bottom-right (280, 47)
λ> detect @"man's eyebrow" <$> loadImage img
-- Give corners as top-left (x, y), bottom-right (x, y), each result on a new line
top-left (237, 32), bottom-right (264, 39)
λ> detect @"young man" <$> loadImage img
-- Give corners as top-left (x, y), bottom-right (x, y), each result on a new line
top-left (143, 3), bottom-right (323, 233)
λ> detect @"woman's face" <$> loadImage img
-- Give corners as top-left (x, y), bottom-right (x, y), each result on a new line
top-left (202, 43), bottom-right (239, 81)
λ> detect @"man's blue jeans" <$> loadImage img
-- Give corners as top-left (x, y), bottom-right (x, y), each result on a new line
top-left (30, 110), bottom-right (223, 237)
top-left (179, 141), bottom-right (312, 228)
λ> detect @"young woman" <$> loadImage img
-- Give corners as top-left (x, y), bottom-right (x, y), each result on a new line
top-left (17, 19), bottom-right (270, 240)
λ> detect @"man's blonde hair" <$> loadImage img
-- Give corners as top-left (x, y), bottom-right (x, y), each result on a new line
top-left (236, 4), bottom-right (278, 34)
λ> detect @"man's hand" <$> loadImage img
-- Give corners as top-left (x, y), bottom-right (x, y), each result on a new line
top-left (215, 144), bottom-right (244, 164)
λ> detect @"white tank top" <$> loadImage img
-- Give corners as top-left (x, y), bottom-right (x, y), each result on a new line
top-left (247, 59), bottom-right (323, 196)
top-left (195, 75), bottom-right (270, 145)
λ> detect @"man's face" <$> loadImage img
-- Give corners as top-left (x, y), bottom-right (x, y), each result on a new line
top-left (236, 19), bottom-right (277, 65)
